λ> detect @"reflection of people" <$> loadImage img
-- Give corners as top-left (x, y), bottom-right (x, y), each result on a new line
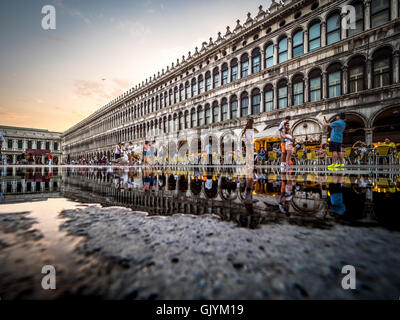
top-left (326, 174), bottom-right (346, 217)
top-left (279, 173), bottom-right (293, 217)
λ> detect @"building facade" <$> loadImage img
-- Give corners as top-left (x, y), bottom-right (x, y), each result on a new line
top-left (62, 0), bottom-right (400, 162)
top-left (0, 125), bottom-right (62, 164)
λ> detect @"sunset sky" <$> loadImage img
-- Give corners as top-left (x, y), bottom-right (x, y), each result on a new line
top-left (0, 0), bottom-right (267, 132)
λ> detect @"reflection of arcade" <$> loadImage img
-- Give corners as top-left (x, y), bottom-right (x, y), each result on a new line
top-left (59, 168), bottom-right (400, 230)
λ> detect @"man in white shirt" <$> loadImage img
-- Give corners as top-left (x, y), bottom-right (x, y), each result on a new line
top-left (278, 116), bottom-right (291, 168)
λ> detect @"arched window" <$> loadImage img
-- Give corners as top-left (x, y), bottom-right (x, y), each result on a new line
top-left (231, 58), bottom-right (238, 81)
top-left (251, 88), bottom-right (261, 115)
top-left (169, 89), bottom-right (173, 105)
top-left (168, 115), bottom-right (172, 133)
top-left (240, 92), bottom-right (249, 117)
top-left (348, 1), bottom-right (364, 37)
top-left (185, 81), bottom-right (190, 99)
top-left (292, 74), bottom-right (304, 106)
top-left (309, 21), bottom-right (321, 51)
top-left (164, 92), bottom-right (168, 108)
top-left (230, 95), bottom-right (238, 119)
top-left (205, 104), bottom-right (211, 125)
top-left (309, 69), bottom-right (322, 102)
top-left (221, 63), bottom-right (228, 85)
top-left (205, 71), bottom-right (211, 91)
top-left (197, 106), bottom-right (204, 126)
top-left (179, 84), bottom-right (184, 101)
top-left (278, 79), bottom-right (288, 109)
top-left (371, 0), bottom-right (390, 28)
top-left (348, 56), bottom-right (366, 93)
top-left (212, 101), bottom-right (219, 123)
top-left (373, 47), bottom-right (392, 88)
top-left (163, 117), bottom-right (167, 133)
top-left (327, 13), bottom-right (341, 45)
top-left (221, 98), bottom-right (228, 121)
top-left (278, 37), bottom-right (288, 63)
top-left (173, 114), bottom-right (177, 132)
top-left (252, 48), bottom-right (261, 73)
top-left (191, 108), bottom-right (196, 128)
top-left (191, 78), bottom-right (197, 96)
top-left (264, 84), bottom-right (274, 112)
top-left (327, 63), bottom-right (342, 98)
top-left (198, 75), bottom-right (204, 94)
top-left (213, 67), bottom-right (220, 89)
top-left (265, 43), bottom-right (274, 68)
top-left (156, 96), bottom-right (159, 110)
top-left (241, 54), bottom-right (249, 78)
top-left (151, 98), bottom-right (154, 112)
top-left (293, 30), bottom-right (304, 58)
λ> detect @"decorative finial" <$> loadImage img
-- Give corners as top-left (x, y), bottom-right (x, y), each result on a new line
top-left (217, 32), bottom-right (223, 42)
top-left (209, 37), bottom-right (213, 46)
top-left (234, 19), bottom-right (242, 32)
top-left (225, 26), bottom-right (232, 36)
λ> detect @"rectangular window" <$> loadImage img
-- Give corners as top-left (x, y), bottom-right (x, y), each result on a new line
top-left (54, 142), bottom-right (58, 151)
top-left (199, 80), bottom-right (204, 93)
top-left (221, 103), bottom-right (228, 120)
top-left (191, 114), bottom-right (196, 128)
top-left (241, 98), bottom-right (248, 117)
top-left (198, 110), bottom-right (204, 126)
top-left (371, 0), bottom-right (390, 28)
top-left (310, 77), bottom-right (321, 102)
top-left (192, 83), bottom-right (197, 96)
top-left (252, 56), bottom-right (260, 73)
top-left (206, 77), bottom-right (211, 91)
top-left (185, 86), bottom-right (190, 99)
top-left (328, 71), bottom-right (341, 98)
top-left (28, 140), bottom-right (32, 149)
top-left (293, 31), bottom-right (304, 58)
top-left (231, 65), bottom-right (238, 81)
top-left (213, 74), bottom-right (219, 89)
top-left (7, 140), bottom-right (13, 149)
top-left (348, 3), bottom-right (364, 37)
top-left (309, 23), bottom-right (321, 51)
top-left (46, 142), bottom-right (50, 150)
top-left (18, 140), bottom-right (23, 149)
top-left (278, 38), bottom-right (288, 64)
top-left (374, 58), bottom-right (390, 87)
top-left (37, 141), bottom-right (42, 150)
top-left (213, 107), bottom-right (219, 123)
top-left (205, 108), bottom-right (211, 125)
top-left (222, 70), bottom-right (228, 85)
top-left (231, 101), bottom-right (238, 119)
top-left (264, 90), bottom-right (274, 111)
top-left (252, 95), bottom-right (260, 114)
top-left (265, 45), bottom-right (274, 68)
top-left (349, 66), bottom-right (364, 92)
top-left (241, 61), bottom-right (249, 78)
top-left (293, 82), bottom-right (304, 106)
top-left (278, 87), bottom-right (288, 109)
top-left (327, 15), bottom-right (341, 45)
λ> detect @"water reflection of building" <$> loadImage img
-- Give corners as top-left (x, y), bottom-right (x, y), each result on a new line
top-left (62, 0), bottom-right (400, 162)
top-left (0, 168), bottom-right (61, 204)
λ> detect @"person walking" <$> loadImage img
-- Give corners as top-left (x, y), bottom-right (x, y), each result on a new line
top-left (324, 113), bottom-right (346, 168)
top-left (48, 153), bottom-right (53, 166)
top-left (282, 124), bottom-right (294, 168)
top-left (279, 116), bottom-right (291, 169)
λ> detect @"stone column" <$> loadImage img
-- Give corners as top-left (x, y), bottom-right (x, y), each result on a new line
top-left (364, 0), bottom-right (371, 30)
top-left (365, 128), bottom-right (373, 145)
top-left (304, 30), bottom-right (309, 54)
top-left (393, 50), bottom-right (400, 84)
top-left (321, 22), bottom-right (327, 47)
top-left (304, 77), bottom-right (309, 103)
top-left (367, 58), bottom-right (373, 89)
top-left (287, 82), bottom-right (292, 107)
top-left (273, 43), bottom-right (278, 65)
top-left (392, 0), bottom-right (399, 20)
top-left (260, 48), bottom-right (265, 69)
top-left (288, 37), bottom-right (293, 60)
top-left (322, 71), bottom-right (328, 99)
top-left (342, 66), bottom-right (348, 95)
top-left (274, 84), bottom-right (279, 110)
top-left (261, 89), bottom-right (265, 113)
top-left (341, 13), bottom-right (347, 40)
top-left (13, 154), bottom-right (17, 164)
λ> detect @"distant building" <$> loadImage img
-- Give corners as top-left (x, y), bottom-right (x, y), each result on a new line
top-left (62, 0), bottom-right (400, 162)
top-left (0, 125), bottom-right (62, 164)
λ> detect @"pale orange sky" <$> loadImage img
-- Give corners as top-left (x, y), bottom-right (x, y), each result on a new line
top-left (0, 0), bottom-right (268, 132)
